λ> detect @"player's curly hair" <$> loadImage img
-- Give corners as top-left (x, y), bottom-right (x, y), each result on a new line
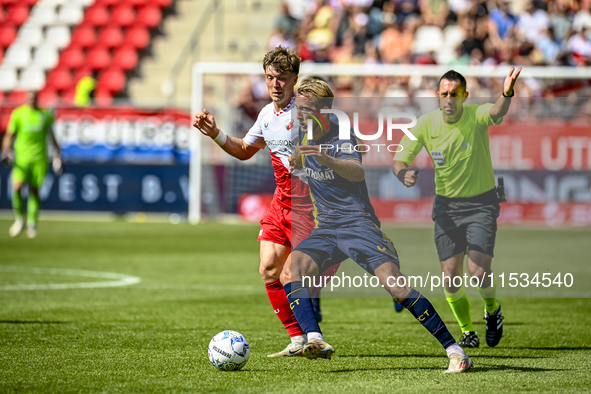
top-left (262, 46), bottom-right (300, 75)
top-left (296, 76), bottom-right (334, 109)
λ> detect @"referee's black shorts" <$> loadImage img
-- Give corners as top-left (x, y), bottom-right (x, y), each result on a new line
top-left (432, 189), bottom-right (500, 261)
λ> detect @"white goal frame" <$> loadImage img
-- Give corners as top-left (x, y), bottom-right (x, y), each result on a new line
top-left (189, 62), bottom-right (591, 224)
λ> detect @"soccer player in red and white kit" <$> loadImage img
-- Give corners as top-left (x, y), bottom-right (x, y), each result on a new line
top-left (193, 46), bottom-right (318, 357)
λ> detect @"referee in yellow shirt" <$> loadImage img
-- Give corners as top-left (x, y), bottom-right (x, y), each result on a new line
top-left (393, 68), bottom-right (521, 348)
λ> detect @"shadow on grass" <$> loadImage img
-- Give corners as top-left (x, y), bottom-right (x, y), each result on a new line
top-left (501, 346), bottom-right (591, 351)
top-left (338, 354), bottom-right (544, 359)
top-left (327, 364), bottom-right (566, 373)
top-left (476, 364), bottom-right (569, 372)
top-left (0, 321), bottom-right (72, 324)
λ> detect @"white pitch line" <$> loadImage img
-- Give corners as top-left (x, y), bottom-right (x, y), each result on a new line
top-left (0, 266), bottom-right (141, 291)
top-left (136, 283), bottom-right (262, 292)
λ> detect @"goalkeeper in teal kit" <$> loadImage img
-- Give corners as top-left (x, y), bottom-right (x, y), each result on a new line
top-left (2, 91), bottom-right (61, 238)
top-left (279, 77), bottom-right (473, 373)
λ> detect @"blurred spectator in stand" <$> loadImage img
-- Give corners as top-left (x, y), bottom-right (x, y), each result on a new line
top-left (573, 0), bottom-right (591, 33)
top-left (448, 0), bottom-right (472, 24)
top-left (488, 0), bottom-right (516, 48)
top-left (276, 2), bottom-right (299, 40)
top-left (393, 0), bottom-right (420, 22)
top-left (420, 0), bottom-right (449, 28)
top-left (351, 12), bottom-right (370, 57)
top-left (549, 1), bottom-right (573, 45)
top-left (567, 26), bottom-right (591, 65)
top-left (460, 18), bottom-right (486, 58)
top-left (268, 27), bottom-right (296, 52)
top-left (379, 18), bottom-right (414, 63)
top-left (535, 28), bottom-right (561, 65)
top-left (307, 2), bottom-right (335, 57)
top-left (517, 0), bottom-right (550, 44)
top-left (285, 0), bottom-right (316, 22)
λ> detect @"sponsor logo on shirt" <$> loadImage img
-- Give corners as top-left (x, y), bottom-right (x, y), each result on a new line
top-left (304, 167), bottom-right (335, 181)
top-left (266, 140), bottom-right (295, 147)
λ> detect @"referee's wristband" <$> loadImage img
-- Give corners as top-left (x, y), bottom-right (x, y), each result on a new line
top-left (213, 129), bottom-right (227, 146)
top-left (397, 169), bottom-right (407, 184)
top-left (502, 91), bottom-right (514, 98)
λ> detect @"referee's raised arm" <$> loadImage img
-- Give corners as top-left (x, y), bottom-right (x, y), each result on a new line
top-left (490, 67), bottom-right (522, 123)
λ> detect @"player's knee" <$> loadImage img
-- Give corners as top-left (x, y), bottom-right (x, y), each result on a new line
top-left (12, 183), bottom-right (23, 193)
top-left (258, 261), bottom-right (279, 282)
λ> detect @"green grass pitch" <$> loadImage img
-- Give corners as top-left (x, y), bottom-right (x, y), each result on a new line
top-left (1, 218), bottom-right (590, 393)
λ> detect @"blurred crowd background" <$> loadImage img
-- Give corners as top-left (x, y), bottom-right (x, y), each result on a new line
top-left (264, 0), bottom-right (591, 97)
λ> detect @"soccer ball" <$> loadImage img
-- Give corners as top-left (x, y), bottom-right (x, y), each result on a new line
top-left (208, 330), bottom-right (250, 371)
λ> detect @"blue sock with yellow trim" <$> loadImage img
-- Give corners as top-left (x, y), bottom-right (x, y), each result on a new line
top-left (400, 288), bottom-right (456, 349)
top-left (284, 281), bottom-right (321, 335)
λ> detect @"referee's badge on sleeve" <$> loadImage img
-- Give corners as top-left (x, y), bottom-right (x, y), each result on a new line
top-left (341, 142), bottom-right (354, 154)
top-left (431, 151), bottom-right (445, 165)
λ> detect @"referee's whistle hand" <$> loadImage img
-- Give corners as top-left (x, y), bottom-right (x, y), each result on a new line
top-left (404, 170), bottom-right (419, 187)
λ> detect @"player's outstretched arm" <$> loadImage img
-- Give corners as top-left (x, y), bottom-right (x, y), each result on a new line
top-left (300, 145), bottom-right (365, 181)
top-left (490, 67), bottom-right (522, 123)
top-left (393, 160), bottom-right (419, 187)
top-left (193, 109), bottom-right (260, 161)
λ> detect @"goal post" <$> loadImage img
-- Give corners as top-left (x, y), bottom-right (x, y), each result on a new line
top-left (189, 62), bottom-right (591, 224)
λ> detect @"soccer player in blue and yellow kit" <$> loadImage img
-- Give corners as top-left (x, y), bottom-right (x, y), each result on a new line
top-left (280, 77), bottom-right (472, 373)
top-left (393, 68), bottom-right (521, 348)
top-left (2, 91), bottom-right (61, 238)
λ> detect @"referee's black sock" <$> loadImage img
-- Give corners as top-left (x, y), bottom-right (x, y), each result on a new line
top-left (401, 288), bottom-right (456, 349)
top-left (284, 281), bottom-right (321, 337)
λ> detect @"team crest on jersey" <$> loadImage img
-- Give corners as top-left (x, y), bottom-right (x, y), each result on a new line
top-left (285, 119), bottom-right (294, 131)
top-left (340, 142), bottom-right (354, 154)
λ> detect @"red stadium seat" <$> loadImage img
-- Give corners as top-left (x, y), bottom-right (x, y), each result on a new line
top-left (61, 86), bottom-right (77, 106)
top-left (0, 24), bottom-right (17, 49)
top-left (86, 46), bottom-right (111, 70)
top-left (125, 25), bottom-right (150, 50)
top-left (46, 68), bottom-right (73, 92)
top-left (71, 25), bottom-right (97, 49)
top-left (8, 90), bottom-right (27, 106)
top-left (85, 5), bottom-right (109, 27)
top-left (112, 45), bottom-right (138, 71)
top-left (127, 0), bottom-right (149, 7)
top-left (59, 45), bottom-right (85, 69)
top-left (93, 0), bottom-right (119, 7)
top-left (136, 5), bottom-right (161, 29)
top-left (148, 0), bottom-right (172, 8)
top-left (98, 25), bottom-right (124, 48)
top-left (97, 67), bottom-right (125, 93)
top-left (6, 5), bottom-right (29, 26)
top-left (38, 87), bottom-right (58, 107)
top-left (111, 5), bottom-right (135, 27)
top-left (94, 87), bottom-right (113, 106)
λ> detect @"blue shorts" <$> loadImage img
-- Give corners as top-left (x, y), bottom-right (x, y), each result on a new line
top-left (294, 223), bottom-right (400, 276)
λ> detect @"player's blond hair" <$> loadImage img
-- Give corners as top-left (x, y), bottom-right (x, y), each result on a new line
top-left (296, 76), bottom-right (334, 109)
top-left (262, 46), bottom-right (300, 75)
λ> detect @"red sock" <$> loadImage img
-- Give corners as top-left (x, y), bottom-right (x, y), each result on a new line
top-left (265, 279), bottom-right (305, 337)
